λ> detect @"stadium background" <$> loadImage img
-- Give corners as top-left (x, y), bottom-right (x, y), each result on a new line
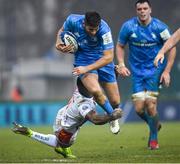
top-left (0, 0), bottom-right (180, 126)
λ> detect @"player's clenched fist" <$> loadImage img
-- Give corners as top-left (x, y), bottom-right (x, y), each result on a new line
top-left (111, 108), bottom-right (123, 120)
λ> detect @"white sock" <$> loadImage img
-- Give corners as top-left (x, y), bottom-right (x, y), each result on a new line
top-left (31, 131), bottom-right (58, 147)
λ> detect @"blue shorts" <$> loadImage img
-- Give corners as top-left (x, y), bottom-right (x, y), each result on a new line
top-left (77, 65), bottom-right (116, 83)
top-left (132, 67), bottom-right (164, 93)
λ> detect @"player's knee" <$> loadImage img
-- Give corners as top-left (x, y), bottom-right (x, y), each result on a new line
top-left (134, 105), bottom-right (145, 113)
top-left (145, 92), bottom-right (157, 108)
top-left (91, 89), bottom-right (103, 99)
top-left (146, 100), bottom-right (157, 116)
top-left (147, 109), bottom-right (157, 116)
top-left (87, 86), bottom-right (99, 95)
top-left (132, 92), bottom-right (145, 113)
top-left (111, 100), bottom-right (121, 109)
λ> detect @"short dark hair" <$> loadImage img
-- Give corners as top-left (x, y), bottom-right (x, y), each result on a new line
top-left (85, 11), bottom-right (101, 27)
top-left (77, 78), bottom-right (92, 98)
top-left (135, 0), bottom-right (151, 7)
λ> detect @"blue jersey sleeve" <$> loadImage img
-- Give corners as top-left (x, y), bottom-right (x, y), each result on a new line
top-left (118, 21), bottom-right (131, 45)
top-left (63, 14), bottom-right (74, 32)
top-left (99, 21), bottom-right (114, 50)
top-left (154, 19), bottom-right (171, 42)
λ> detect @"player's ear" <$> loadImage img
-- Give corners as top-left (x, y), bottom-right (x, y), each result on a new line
top-left (149, 7), bottom-right (152, 14)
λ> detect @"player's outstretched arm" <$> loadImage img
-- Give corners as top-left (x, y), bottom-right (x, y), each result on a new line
top-left (161, 28), bottom-right (180, 53)
top-left (87, 49), bottom-right (114, 70)
top-left (86, 108), bottom-right (122, 125)
top-left (154, 28), bottom-right (180, 67)
top-left (160, 46), bottom-right (176, 87)
top-left (72, 48), bottom-right (114, 75)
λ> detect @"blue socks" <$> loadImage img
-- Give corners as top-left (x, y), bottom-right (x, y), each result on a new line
top-left (137, 111), bottom-right (158, 141)
top-left (99, 99), bottom-right (114, 114)
top-left (148, 115), bottom-right (159, 141)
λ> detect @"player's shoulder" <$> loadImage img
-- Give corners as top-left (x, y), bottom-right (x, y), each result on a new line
top-left (151, 18), bottom-right (171, 40)
top-left (78, 99), bottom-right (95, 117)
top-left (125, 17), bottom-right (137, 24)
top-left (78, 98), bottom-right (95, 110)
top-left (99, 19), bottom-right (111, 31)
top-left (122, 17), bottom-right (137, 28)
top-left (66, 14), bottom-right (84, 22)
top-left (151, 17), bottom-right (169, 30)
top-left (79, 102), bottom-right (91, 110)
top-left (101, 19), bottom-right (109, 26)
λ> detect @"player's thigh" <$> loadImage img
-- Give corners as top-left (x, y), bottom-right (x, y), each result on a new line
top-left (145, 98), bottom-right (158, 116)
top-left (144, 67), bottom-right (164, 92)
top-left (143, 72), bottom-right (160, 115)
top-left (133, 99), bottom-right (146, 113)
top-left (132, 75), bottom-right (144, 93)
top-left (80, 72), bottom-right (102, 93)
top-left (132, 91), bottom-right (146, 112)
top-left (145, 76), bottom-right (159, 92)
top-left (98, 66), bottom-right (116, 83)
top-left (98, 67), bottom-right (120, 104)
top-left (101, 82), bottom-right (120, 105)
top-left (56, 128), bottom-right (79, 147)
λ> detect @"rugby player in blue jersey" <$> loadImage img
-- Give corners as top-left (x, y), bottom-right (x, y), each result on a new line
top-left (56, 11), bottom-right (121, 134)
top-left (116, 0), bottom-right (176, 149)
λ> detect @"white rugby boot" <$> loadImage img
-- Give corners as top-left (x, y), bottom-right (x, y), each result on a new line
top-left (109, 119), bottom-right (120, 134)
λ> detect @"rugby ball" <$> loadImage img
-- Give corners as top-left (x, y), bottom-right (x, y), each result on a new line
top-left (60, 31), bottom-right (78, 53)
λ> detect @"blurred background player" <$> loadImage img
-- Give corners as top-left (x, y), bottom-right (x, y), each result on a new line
top-left (115, 0), bottom-right (176, 149)
top-left (12, 78), bottom-right (122, 158)
top-left (154, 28), bottom-right (180, 67)
top-left (56, 11), bottom-right (121, 134)
top-left (10, 84), bottom-right (23, 102)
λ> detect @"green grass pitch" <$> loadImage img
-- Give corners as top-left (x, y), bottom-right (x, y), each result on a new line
top-left (0, 122), bottom-right (180, 163)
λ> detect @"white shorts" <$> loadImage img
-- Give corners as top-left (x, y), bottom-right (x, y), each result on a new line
top-left (53, 109), bottom-right (79, 147)
top-left (132, 91), bottom-right (159, 101)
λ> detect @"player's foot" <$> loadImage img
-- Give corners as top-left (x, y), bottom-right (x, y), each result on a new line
top-left (109, 119), bottom-right (120, 134)
top-left (149, 140), bottom-right (159, 150)
top-left (12, 122), bottom-right (32, 137)
top-left (55, 147), bottom-right (76, 159)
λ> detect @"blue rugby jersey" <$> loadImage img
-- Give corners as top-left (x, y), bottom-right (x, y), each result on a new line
top-left (63, 14), bottom-right (114, 66)
top-left (118, 17), bottom-right (171, 76)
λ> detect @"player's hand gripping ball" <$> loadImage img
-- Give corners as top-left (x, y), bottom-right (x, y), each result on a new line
top-left (60, 31), bottom-right (78, 53)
